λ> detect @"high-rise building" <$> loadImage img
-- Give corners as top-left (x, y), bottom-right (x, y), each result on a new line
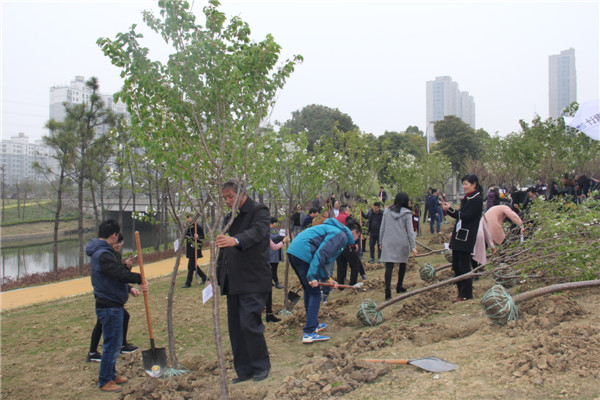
top-left (549, 48), bottom-right (577, 118)
top-left (425, 76), bottom-right (476, 149)
top-left (0, 133), bottom-right (58, 186)
top-left (49, 75), bottom-right (129, 134)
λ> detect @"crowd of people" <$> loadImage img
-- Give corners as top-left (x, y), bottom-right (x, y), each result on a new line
top-left (86, 173), bottom-right (598, 391)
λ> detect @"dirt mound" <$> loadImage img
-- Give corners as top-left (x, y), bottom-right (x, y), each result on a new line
top-left (273, 349), bottom-right (390, 399)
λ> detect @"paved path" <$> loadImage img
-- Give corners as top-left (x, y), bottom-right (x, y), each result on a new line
top-left (0, 255), bottom-right (210, 311)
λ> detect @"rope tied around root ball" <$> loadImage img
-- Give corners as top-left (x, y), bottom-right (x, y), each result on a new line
top-left (419, 262), bottom-right (435, 281)
top-left (480, 284), bottom-right (519, 325)
top-left (356, 299), bottom-right (383, 327)
top-left (492, 263), bottom-right (517, 288)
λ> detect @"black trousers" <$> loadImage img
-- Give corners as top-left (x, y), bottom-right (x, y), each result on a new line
top-left (369, 233), bottom-right (381, 260)
top-left (185, 256), bottom-right (207, 285)
top-left (270, 262), bottom-right (279, 284)
top-left (336, 246), bottom-right (361, 285)
top-left (451, 250), bottom-right (473, 299)
top-left (384, 262), bottom-right (406, 299)
top-left (227, 292), bottom-right (271, 377)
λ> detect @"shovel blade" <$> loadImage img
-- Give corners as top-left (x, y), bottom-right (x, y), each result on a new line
top-left (409, 356), bottom-right (457, 372)
top-left (287, 290), bottom-right (301, 308)
top-left (142, 347), bottom-right (168, 378)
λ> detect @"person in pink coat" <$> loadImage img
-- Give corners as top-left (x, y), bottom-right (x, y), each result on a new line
top-left (484, 205), bottom-right (523, 245)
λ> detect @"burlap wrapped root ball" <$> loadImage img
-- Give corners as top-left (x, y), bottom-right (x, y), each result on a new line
top-left (444, 250), bottom-right (452, 263)
top-left (493, 263), bottom-right (517, 289)
top-left (356, 299), bottom-right (383, 327)
top-left (419, 262), bottom-right (435, 281)
top-left (480, 284), bottom-right (519, 325)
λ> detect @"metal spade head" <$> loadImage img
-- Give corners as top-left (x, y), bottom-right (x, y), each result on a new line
top-left (408, 356), bottom-right (457, 372)
top-left (142, 346), bottom-right (167, 378)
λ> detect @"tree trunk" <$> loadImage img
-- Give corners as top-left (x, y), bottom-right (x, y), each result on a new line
top-left (513, 280), bottom-right (600, 304)
top-left (90, 181), bottom-right (100, 228)
top-left (53, 169), bottom-right (66, 272)
top-left (78, 171), bottom-right (85, 273)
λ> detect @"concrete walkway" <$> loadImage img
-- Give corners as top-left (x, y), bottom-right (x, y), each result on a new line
top-left (0, 255), bottom-right (211, 311)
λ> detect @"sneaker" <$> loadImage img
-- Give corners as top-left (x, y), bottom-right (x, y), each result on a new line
top-left (275, 283), bottom-right (284, 289)
top-left (86, 351), bottom-right (102, 362)
top-left (121, 343), bottom-right (138, 353)
top-left (322, 295), bottom-right (328, 304)
top-left (315, 323), bottom-right (327, 333)
top-left (302, 332), bottom-right (330, 343)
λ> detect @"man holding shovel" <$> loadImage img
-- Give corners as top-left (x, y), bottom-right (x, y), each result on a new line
top-left (86, 219), bottom-right (148, 393)
top-left (287, 218), bottom-right (361, 343)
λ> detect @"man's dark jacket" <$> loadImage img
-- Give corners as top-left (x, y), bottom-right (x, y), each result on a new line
top-left (217, 196), bottom-right (272, 295)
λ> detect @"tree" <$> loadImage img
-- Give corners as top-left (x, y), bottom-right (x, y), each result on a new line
top-left (434, 115), bottom-right (485, 174)
top-left (281, 104), bottom-right (357, 151)
top-left (61, 77), bottom-right (115, 272)
top-left (98, 1), bottom-right (300, 397)
top-left (42, 117), bottom-right (78, 272)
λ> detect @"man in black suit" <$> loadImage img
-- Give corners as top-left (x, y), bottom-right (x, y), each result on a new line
top-left (216, 180), bottom-right (272, 383)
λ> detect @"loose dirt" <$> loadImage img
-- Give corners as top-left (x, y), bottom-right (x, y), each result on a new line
top-left (2, 232), bottom-right (599, 400)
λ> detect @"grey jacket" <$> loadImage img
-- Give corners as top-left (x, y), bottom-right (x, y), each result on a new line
top-left (379, 207), bottom-right (416, 263)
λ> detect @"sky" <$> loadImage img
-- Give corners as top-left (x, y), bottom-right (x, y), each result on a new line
top-left (1, 0), bottom-right (599, 143)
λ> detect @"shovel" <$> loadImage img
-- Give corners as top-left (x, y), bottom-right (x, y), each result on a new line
top-left (287, 286), bottom-right (302, 309)
top-left (135, 231), bottom-right (167, 378)
top-left (319, 282), bottom-right (364, 290)
top-left (364, 356), bottom-right (457, 372)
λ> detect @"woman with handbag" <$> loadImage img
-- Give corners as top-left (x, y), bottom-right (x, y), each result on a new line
top-left (441, 174), bottom-right (484, 303)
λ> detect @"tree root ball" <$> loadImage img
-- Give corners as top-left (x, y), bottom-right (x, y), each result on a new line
top-left (480, 284), bottom-right (519, 325)
top-left (420, 262), bottom-right (435, 281)
top-left (356, 299), bottom-right (383, 327)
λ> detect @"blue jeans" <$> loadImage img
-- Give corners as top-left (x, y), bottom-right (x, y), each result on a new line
top-left (430, 209), bottom-right (442, 233)
top-left (289, 254), bottom-right (322, 334)
top-left (96, 307), bottom-right (124, 387)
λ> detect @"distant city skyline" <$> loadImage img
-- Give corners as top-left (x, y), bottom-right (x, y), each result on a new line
top-left (2, 1), bottom-right (599, 143)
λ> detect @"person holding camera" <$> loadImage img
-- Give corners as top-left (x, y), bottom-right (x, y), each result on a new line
top-left (441, 175), bottom-right (483, 303)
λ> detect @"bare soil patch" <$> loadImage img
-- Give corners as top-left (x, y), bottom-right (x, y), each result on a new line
top-left (2, 232), bottom-right (599, 400)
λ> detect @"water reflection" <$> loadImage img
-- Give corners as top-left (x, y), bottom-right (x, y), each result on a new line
top-left (1, 226), bottom-right (175, 281)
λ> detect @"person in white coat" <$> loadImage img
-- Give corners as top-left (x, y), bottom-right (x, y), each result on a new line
top-left (379, 192), bottom-right (418, 300)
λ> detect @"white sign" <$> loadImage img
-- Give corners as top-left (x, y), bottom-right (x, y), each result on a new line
top-left (173, 239), bottom-right (179, 252)
top-left (202, 283), bottom-right (213, 304)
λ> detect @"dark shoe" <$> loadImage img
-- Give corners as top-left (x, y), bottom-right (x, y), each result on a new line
top-left (275, 283), bottom-right (284, 289)
top-left (232, 374), bottom-right (252, 384)
top-left (361, 274), bottom-right (367, 280)
top-left (121, 343), bottom-right (138, 353)
top-left (368, 259), bottom-right (374, 263)
top-left (86, 351), bottom-right (102, 362)
top-left (100, 381), bottom-right (122, 392)
top-left (385, 289), bottom-right (391, 301)
top-left (181, 283), bottom-right (191, 288)
top-left (396, 287), bottom-right (407, 293)
top-left (266, 313), bottom-right (281, 323)
top-left (253, 367), bottom-right (270, 381)
top-left (114, 375), bottom-right (128, 384)
top-left (452, 297), bottom-right (468, 303)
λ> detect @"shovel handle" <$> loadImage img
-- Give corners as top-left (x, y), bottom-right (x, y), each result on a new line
top-left (135, 231), bottom-right (155, 341)
top-left (363, 359), bottom-right (410, 365)
top-left (318, 282), bottom-right (357, 289)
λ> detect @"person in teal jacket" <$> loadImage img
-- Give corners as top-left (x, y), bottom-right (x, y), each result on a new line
top-left (287, 218), bottom-right (361, 343)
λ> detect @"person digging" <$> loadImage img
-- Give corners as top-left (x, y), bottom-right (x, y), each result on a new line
top-left (286, 218), bottom-right (361, 343)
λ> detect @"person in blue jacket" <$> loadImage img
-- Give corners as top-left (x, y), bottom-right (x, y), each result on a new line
top-left (86, 219), bottom-right (148, 393)
top-left (287, 218), bottom-right (361, 343)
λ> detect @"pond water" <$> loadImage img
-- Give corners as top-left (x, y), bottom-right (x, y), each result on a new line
top-left (1, 225), bottom-right (175, 281)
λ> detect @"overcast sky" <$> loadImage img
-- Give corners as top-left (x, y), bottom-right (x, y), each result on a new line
top-left (2, 0), bottom-right (599, 143)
